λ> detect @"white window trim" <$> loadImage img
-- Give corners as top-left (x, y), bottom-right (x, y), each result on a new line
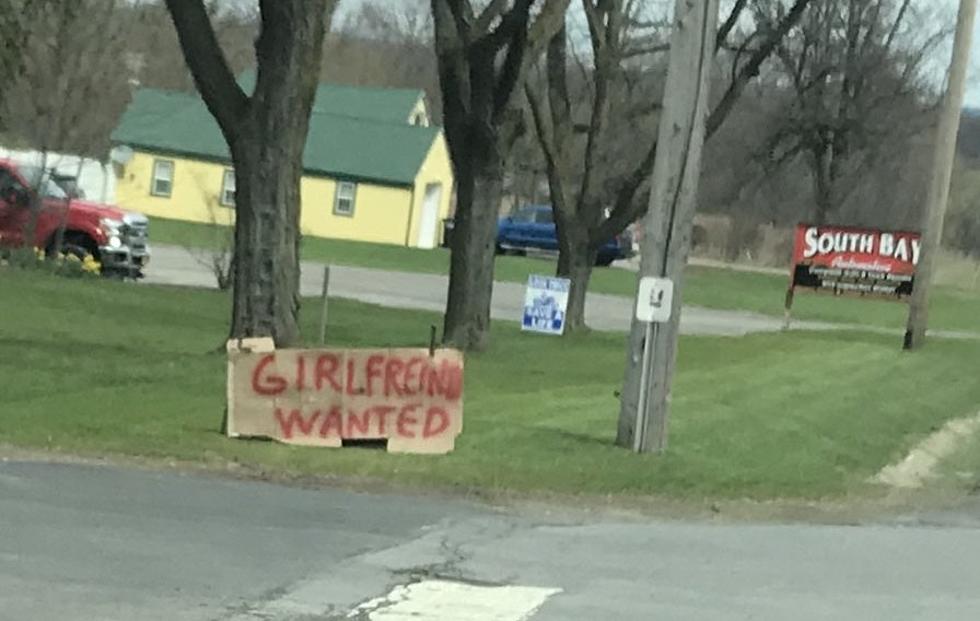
top-left (333, 181), bottom-right (357, 217)
top-left (151, 159), bottom-right (174, 198)
top-left (220, 169), bottom-right (236, 207)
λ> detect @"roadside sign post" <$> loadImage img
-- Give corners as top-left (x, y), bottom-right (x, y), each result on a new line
top-left (633, 277), bottom-right (674, 453)
top-left (786, 224), bottom-right (921, 344)
top-left (521, 275), bottom-right (571, 336)
top-left (616, 0), bottom-right (717, 453)
top-left (318, 265), bottom-right (331, 345)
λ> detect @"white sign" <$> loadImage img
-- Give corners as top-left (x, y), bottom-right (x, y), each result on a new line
top-left (636, 277), bottom-right (674, 323)
top-left (522, 275), bottom-right (570, 335)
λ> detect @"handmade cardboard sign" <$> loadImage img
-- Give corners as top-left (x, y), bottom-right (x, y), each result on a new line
top-left (226, 338), bottom-right (463, 454)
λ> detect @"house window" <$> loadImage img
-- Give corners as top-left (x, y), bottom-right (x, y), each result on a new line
top-left (333, 181), bottom-right (357, 217)
top-left (151, 159), bottom-right (174, 197)
top-left (220, 169), bottom-right (236, 207)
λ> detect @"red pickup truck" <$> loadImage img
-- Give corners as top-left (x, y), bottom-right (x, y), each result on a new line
top-left (0, 159), bottom-right (150, 277)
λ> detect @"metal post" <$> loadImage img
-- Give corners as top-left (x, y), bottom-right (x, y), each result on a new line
top-left (318, 265), bottom-right (330, 346)
top-left (633, 320), bottom-right (655, 453)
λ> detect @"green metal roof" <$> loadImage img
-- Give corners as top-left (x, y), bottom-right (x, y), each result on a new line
top-left (238, 71), bottom-right (425, 123)
top-left (111, 85), bottom-right (439, 187)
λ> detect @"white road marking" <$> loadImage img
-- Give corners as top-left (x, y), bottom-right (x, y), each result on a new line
top-left (348, 579), bottom-right (561, 620)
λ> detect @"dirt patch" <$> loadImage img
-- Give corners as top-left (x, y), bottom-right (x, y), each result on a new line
top-left (873, 412), bottom-right (980, 489)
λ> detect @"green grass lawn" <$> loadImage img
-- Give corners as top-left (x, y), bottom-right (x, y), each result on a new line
top-left (149, 216), bottom-right (980, 334)
top-left (3, 267), bottom-right (980, 501)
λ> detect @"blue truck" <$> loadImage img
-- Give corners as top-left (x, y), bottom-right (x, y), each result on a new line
top-left (495, 204), bottom-right (634, 267)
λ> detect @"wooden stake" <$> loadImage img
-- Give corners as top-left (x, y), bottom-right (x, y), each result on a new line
top-left (783, 287), bottom-right (795, 331)
top-left (318, 265), bottom-right (330, 346)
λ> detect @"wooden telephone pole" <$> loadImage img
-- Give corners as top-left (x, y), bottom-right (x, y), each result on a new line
top-left (617, 0), bottom-right (718, 453)
top-left (905, 0), bottom-right (977, 350)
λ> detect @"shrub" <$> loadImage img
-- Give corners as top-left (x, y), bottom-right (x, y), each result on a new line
top-left (0, 246), bottom-right (101, 279)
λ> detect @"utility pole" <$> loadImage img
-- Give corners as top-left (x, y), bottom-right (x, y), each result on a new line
top-left (617, 0), bottom-right (719, 453)
top-left (905, 0), bottom-right (977, 350)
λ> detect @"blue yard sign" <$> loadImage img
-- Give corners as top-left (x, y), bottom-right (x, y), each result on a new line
top-left (521, 275), bottom-right (571, 336)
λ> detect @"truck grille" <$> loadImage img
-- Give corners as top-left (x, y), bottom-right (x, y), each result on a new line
top-left (122, 213), bottom-right (149, 253)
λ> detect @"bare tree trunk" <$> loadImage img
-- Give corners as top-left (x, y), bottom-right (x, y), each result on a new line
top-left (22, 150), bottom-right (49, 251)
top-left (228, 125), bottom-right (303, 343)
top-left (166, 0), bottom-right (329, 347)
top-left (443, 163), bottom-right (503, 350)
top-left (555, 227), bottom-right (595, 332)
top-left (52, 157), bottom-right (86, 258)
top-left (812, 143), bottom-right (834, 225)
top-left (431, 0), bottom-right (570, 351)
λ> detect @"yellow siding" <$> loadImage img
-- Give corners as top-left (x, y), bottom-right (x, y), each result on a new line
top-left (114, 152), bottom-right (235, 226)
top-left (299, 176), bottom-right (413, 245)
top-left (407, 131), bottom-right (454, 248)
top-left (115, 150), bottom-right (417, 246)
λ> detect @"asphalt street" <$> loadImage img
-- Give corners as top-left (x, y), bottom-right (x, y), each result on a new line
top-left (4, 460), bottom-right (980, 621)
top-left (143, 244), bottom-right (834, 336)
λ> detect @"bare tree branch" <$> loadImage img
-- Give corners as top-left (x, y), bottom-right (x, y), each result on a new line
top-left (717, 0), bottom-right (749, 48)
top-left (593, 0), bottom-right (814, 245)
top-left (884, 0), bottom-right (912, 52)
top-left (164, 0), bottom-right (248, 139)
top-left (474, 0), bottom-right (511, 35)
top-left (707, 0), bottom-right (811, 138)
top-left (492, 0), bottom-right (570, 118)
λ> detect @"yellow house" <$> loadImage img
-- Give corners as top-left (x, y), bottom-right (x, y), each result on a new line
top-left (110, 80), bottom-right (454, 249)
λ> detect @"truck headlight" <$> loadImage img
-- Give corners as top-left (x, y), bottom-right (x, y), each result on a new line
top-left (100, 217), bottom-right (123, 237)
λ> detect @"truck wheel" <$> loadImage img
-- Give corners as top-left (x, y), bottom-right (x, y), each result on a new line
top-left (595, 255), bottom-right (615, 267)
top-left (61, 241), bottom-right (89, 262)
top-left (48, 233), bottom-right (97, 263)
top-left (47, 233), bottom-right (103, 277)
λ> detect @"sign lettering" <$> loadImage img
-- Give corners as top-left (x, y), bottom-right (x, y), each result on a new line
top-left (227, 339), bottom-right (464, 454)
top-left (522, 275), bottom-right (570, 335)
top-left (790, 224), bottom-right (920, 300)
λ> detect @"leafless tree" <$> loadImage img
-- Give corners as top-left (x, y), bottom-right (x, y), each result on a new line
top-left (0, 1), bottom-right (45, 131)
top-left (165, 0), bottom-right (335, 346)
top-left (1, 0), bottom-right (132, 260)
top-left (330, 0), bottom-right (441, 116)
top-left (180, 172), bottom-right (235, 290)
top-left (526, 0), bottom-right (813, 331)
top-left (431, 0), bottom-right (570, 351)
top-left (760, 0), bottom-right (947, 225)
top-left (2, 0), bottom-right (129, 157)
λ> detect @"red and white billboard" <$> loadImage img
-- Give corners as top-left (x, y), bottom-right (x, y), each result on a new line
top-left (790, 224), bottom-right (920, 299)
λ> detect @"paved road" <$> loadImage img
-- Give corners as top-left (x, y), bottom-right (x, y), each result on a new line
top-left (4, 460), bottom-right (980, 620)
top-left (143, 245), bottom-right (834, 336)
